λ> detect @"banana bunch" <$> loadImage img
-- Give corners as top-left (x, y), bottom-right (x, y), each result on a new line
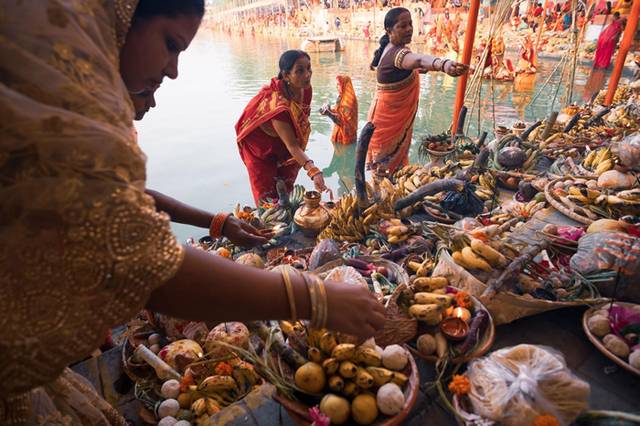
top-left (451, 238), bottom-right (509, 274)
top-left (381, 219), bottom-right (414, 244)
top-left (289, 184), bottom-right (306, 210)
top-left (260, 204), bottom-right (289, 225)
top-left (582, 147), bottom-right (614, 175)
top-left (393, 164), bottom-right (422, 181)
top-left (566, 185), bottom-right (602, 205)
top-left (396, 167), bottom-right (436, 195)
top-left (510, 199), bottom-right (546, 219)
top-left (474, 172), bottom-right (497, 201)
top-left (319, 178), bottom-right (403, 242)
top-left (406, 256), bottom-right (435, 278)
top-left (522, 147), bottom-right (539, 171)
top-left (318, 193), bottom-right (368, 242)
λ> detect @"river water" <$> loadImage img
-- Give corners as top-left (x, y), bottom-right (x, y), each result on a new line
top-left (136, 30), bottom-right (601, 241)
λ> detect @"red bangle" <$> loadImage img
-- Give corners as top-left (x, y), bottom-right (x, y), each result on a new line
top-left (307, 166), bottom-right (321, 179)
top-left (209, 213), bottom-right (231, 238)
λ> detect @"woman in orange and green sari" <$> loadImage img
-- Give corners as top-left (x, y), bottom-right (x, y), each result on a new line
top-left (320, 75), bottom-right (359, 145)
top-left (236, 50), bottom-right (327, 205)
top-left (368, 8), bottom-right (468, 174)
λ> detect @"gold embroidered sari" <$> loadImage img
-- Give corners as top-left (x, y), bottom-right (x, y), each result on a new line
top-left (0, 0), bottom-right (184, 424)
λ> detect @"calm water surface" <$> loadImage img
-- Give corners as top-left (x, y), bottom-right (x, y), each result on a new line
top-left (137, 30), bottom-right (599, 241)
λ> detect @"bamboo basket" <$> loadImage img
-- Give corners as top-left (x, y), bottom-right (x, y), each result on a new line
top-left (544, 178), bottom-right (596, 225)
top-left (314, 257), bottom-right (416, 346)
top-left (407, 293), bottom-right (496, 364)
top-left (582, 302), bottom-right (640, 377)
top-left (274, 347), bottom-right (420, 426)
top-left (432, 249), bottom-right (606, 325)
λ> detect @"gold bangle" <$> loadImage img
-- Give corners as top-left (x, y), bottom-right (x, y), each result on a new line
top-left (280, 268), bottom-right (297, 321)
top-left (314, 276), bottom-right (328, 330)
top-left (304, 274), bottom-right (318, 328)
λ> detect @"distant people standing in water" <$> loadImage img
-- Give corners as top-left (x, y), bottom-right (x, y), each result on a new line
top-left (320, 75), bottom-right (359, 145)
top-left (593, 13), bottom-right (625, 69)
top-left (367, 7), bottom-right (467, 173)
top-left (235, 50), bottom-right (327, 205)
top-left (363, 21), bottom-right (371, 39)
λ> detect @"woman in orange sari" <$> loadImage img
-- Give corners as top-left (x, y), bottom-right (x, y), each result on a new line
top-left (368, 8), bottom-right (468, 173)
top-left (236, 50), bottom-right (327, 205)
top-left (320, 75), bottom-right (359, 145)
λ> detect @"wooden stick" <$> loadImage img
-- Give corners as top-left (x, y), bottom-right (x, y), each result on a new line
top-left (482, 241), bottom-right (549, 299)
top-left (355, 122), bottom-right (375, 211)
top-left (394, 179), bottom-right (465, 211)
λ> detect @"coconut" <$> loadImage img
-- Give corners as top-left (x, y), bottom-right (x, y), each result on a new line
top-left (497, 146), bottom-right (528, 169)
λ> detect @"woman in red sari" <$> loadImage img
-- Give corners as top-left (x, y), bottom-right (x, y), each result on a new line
top-left (368, 8), bottom-right (467, 173)
top-left (236, 50), bottom-right (327, 205)
top-left (594, 14), bottom-right (626, 69)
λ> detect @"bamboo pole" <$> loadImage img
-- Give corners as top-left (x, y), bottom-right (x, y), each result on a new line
top-left (604, 0), bottom-right (640, 106)
top-left (567, 0), bottom-right (579, 105)
top-left (451, 0), bottom-right (481, 133)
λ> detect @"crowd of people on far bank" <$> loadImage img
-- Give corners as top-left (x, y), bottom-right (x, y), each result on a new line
top-left (210, 0), bottom-right (634, 76)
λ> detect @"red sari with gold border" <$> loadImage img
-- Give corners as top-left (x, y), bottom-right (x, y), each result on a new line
top-left (235, 78), bottom-right (312, 204)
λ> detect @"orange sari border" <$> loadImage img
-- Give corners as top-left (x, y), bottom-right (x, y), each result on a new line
top-left (235, 78), bottom-right (312, 150)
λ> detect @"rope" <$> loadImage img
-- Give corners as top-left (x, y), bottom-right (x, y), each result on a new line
top-left (461, 0), bottom-right (513, 135)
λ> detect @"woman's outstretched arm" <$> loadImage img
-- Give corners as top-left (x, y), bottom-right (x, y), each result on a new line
top-left (146, 246), bottom-right (386, 338)
top-left (401, 52), bottom-right (469, 76)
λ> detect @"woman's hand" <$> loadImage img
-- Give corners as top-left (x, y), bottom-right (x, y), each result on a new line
top-left (220, 215), bottom-right (270, 247)
top-left (312, 172), bottom-right (327, 193)
top-left (444, 60), bottom-right (469, 77)
top-left (324, 279), bottom-right (386, 339)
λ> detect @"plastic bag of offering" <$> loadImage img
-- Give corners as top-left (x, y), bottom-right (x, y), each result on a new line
top-left (324, 265), bottom-right (369, 288)
top-left (616, 132), bottom-right (640, 171)
top-left (441, 183), bottom-right (485, 217)
top-left (464, 344), bottom-right (590, 426)
top-left (570, 232), bottom-right (640, 302)
top-left (308, 238), bottom-right (341, 270)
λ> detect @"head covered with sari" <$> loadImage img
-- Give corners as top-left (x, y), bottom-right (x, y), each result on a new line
top-left (330, 75), bottom-right (358, 145)
top-left (236, 50), bottom-right (312, 151)
top-left (0, 0), bottom-right (203, 423)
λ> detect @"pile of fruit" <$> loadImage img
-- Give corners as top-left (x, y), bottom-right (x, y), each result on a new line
top-left (128, 322), bottom-right (262, 426)
top-left (289, 329), bottom-right (414, 425)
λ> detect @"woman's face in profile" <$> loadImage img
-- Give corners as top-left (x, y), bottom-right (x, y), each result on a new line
top-left (120, 14), bottom-right (201, 94)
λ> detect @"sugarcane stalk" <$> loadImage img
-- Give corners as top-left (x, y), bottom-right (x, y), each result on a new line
top-left (521, 120), bottom-right (542, 141)
top-left (482, 241), bottom-right (549, 299)
top-left (394, 179), bottom-right (465, 211)
top-left (541, 111), bottom-right (559, 140)
top-left (563, 112), bottom-right (581, 133)
top-left (355, 122), bottom-right (375, 211)
top-left (247, 321), bottom-right (306, 369)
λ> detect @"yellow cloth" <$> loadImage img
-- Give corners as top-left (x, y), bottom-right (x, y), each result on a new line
top-left (0, 0), bottom-right (184, 424)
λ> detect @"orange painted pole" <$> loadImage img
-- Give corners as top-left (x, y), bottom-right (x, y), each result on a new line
top-left (604, 0), bottom-right (640, 106)
top-left (451, 0), bottom-right (481, 133)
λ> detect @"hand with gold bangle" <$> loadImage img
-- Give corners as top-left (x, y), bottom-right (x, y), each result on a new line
top-left (277, 266), bottom-right (385, 336)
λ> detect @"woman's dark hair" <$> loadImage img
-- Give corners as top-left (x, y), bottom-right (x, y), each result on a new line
top-left (133, 0), bottom-right (205, 20)
top-left (370, 7), bottom-right (410, 70)
top-left (277, 50), bottom-right (311, 79)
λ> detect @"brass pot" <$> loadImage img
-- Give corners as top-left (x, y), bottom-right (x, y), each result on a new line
top-left (294, 191), bottom-right (330, 237)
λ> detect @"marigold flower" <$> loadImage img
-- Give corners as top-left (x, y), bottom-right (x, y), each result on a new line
top-left (448, 374), bottom-right (471, 396)
top-left (214, 361), bottom-right (234, 376)
top-left (532, 414), bottom-right (560, 426)
top-left (454, 291), bottom-right (473, 309)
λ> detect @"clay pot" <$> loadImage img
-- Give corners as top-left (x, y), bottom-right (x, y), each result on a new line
top-left (294, 191), bottom-right (331, 237)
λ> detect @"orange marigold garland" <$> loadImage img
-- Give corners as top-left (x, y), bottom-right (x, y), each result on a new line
top-left (214, 361), bottom-right (234, 376)
top-left (448, 374), bottom-right (471, 396)
top-left (454, 291), bottom-right (473, 309)
top-left (532, 414), bottom-right (561, 426)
